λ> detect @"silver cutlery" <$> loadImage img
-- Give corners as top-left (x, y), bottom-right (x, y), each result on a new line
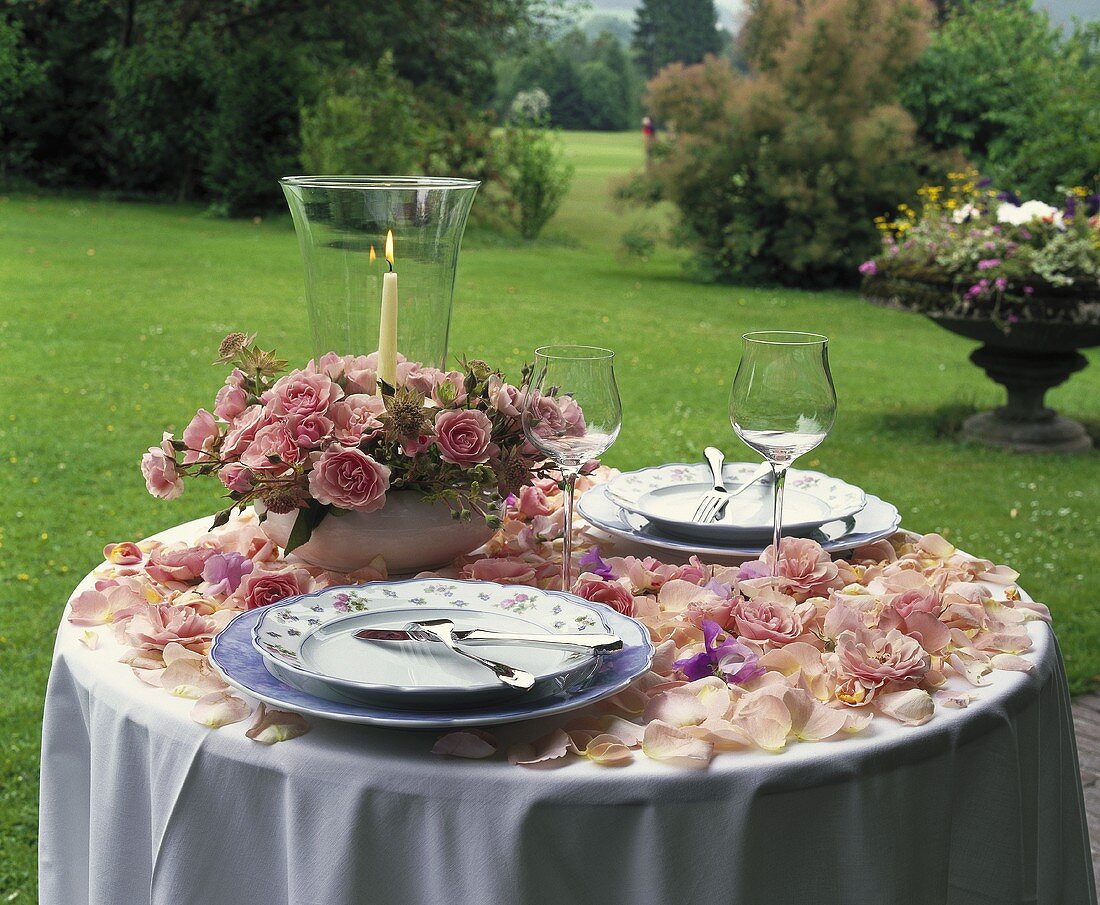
top-left (404, 619), bottom-right (535, 689)
top-left (691, 449), bottom-right (773, 524)
top-left (355, 625), bottom-right (622, 653)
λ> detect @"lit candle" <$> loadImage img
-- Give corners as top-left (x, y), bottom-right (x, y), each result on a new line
top-left (377, 230), bottom-right (398, 388)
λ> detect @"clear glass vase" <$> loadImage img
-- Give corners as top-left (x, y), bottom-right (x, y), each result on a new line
top-left (280, 176), bottom-right (480, 367)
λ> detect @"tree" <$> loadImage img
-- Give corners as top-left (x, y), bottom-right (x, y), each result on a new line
top-left (632, 0), bottom-right (721, 79)
top-left (641, 0), bottom-right (936, 286)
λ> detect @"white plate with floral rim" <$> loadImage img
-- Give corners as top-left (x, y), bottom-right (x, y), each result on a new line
top-left (578, 484), bottom-right (900, 560)
top-left (251, 580), bottom-right (617, 710)
top-left (606, 462), bottom-right (866, 540)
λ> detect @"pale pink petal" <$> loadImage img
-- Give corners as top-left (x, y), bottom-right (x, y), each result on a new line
top-left (191, 691), bottom-right (251, 728)
top-left (641, 720), bottom-right (713, 768)
top-left (948, 652), bottom-right (993, 686)
top-left (599, 716), bottom-right (646, 747)
top-left (159, 658), bottom-right (228, 698)
top-left (918, 534), bottom-right (955, 558)
top-left (643, 685), bottom-right (708, 727)
top-left (162, 641), bottom-right (203, 666)
top-left (432, 729), bottom-right (498, 759)
top-left (990, 653), bottom-right (1034, 673)
top-left (841, 710), bottom-right (874, 733)
top-left (784, 688), bottom-right (848, 741)
top-left (650, 639), bottom-right (678, 675)
top-left (246, 703), bottom-right (311, 744)
top-left (877, 688), bottom-right (934, 726)
top-left (582, 734), bottom-right (634, 766)
top-left (734, 689), bottom-right (792, 751)
top-left (133, 666), bottom-right (166, 686)
top-left (79, 629), bottom-right (100, 650)
top-left (508, 729), bottom-right (576, 766)
top-left (119, 648), bottom-right (165, 669)
top-left (937, 691), bottom-right (976, 709)
top-left (684, 719), bottom-right (752, 750)
top-left (68, 589), bottom-right (112, 626)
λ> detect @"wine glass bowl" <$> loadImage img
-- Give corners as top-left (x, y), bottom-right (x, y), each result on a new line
top-left (522, 345), bottom-right (622, 589)
top-left (728, 331), bottom-right (837, 571)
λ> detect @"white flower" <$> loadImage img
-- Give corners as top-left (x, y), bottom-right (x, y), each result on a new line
top-left (952, 203), bottom-right (981, 224)
top-left (997, 200), bottom-right (1063, 228)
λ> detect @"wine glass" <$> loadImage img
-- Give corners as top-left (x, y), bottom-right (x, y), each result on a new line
top-left (728, 332), bottom-right (837, 575)
top-left (522, 345), bottom-right (622, 590)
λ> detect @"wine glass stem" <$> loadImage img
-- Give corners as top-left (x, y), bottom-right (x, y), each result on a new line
top-left (770, 463), bottom-right (788, 576)
top-left (561, 469), bottom-right (578, 591)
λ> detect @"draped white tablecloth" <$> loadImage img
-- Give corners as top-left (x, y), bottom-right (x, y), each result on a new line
top-left (39, 519), bottom-right (1096, 905)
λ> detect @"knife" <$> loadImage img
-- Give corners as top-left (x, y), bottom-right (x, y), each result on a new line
top-left (354, 625), bottom-right (623, 653)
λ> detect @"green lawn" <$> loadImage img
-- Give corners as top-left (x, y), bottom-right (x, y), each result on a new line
top-left (1, 130), bottom-right (1098, 896)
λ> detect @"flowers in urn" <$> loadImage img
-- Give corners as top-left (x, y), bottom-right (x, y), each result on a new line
top-left (860, 174), bottom-right (1100, 328)
top-left (141, 333), bottom-right (560, 551)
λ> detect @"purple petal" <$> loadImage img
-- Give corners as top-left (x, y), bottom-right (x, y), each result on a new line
top-left (674, 651), bottom-right (716, 682)
top-left (737, 561), bottom-right (770, 582)
top-left (578, 546), bottom-right (613, 580)
top-left (704, 579), bottom-right (732, 598)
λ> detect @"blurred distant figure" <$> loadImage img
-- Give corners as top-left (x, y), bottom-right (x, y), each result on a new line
top-left (642, 116), bottom-right (656, 166)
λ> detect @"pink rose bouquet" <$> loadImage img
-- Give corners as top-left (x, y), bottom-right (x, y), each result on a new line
top-left (141, 334), bottom-right (562, 551)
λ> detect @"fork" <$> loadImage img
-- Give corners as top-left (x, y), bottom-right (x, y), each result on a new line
top-left (691, 449), bottom-right (773, 524)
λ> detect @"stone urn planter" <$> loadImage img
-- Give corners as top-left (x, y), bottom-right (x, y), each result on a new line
top-left (260, 490), bottom-right (497, 575)
top-left (865, 277), bottom-right (1100, 453)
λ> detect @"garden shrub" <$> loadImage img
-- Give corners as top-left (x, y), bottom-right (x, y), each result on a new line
top-left (900, 0), bottom-right (1100, 199)
top-left (0, 16), bottom-right (45, 180)
top-left (643, 0), bottom-right (937, 287)
top-left (496, 119), bottom-right (574, 240)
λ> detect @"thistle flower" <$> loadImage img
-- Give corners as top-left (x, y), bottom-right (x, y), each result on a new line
top-left (215, 332), bottom-right (255, 363)
top-left (380, 386), bottom-right (432, 440)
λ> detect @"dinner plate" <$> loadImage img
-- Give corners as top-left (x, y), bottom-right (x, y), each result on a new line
top-left (578, 484), bottom-right (900, 560)
top-left (210, 603), bottom-right (654, 729)
top-left (606, 462), bottom-right (866, 540)
top-left (253, 579), bottom-right (613, 707)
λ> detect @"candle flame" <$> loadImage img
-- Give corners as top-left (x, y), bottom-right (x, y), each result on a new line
top-left (369, 245), bottom-right (376, 263)
top-left (385, 229), bottom-right (395, 271)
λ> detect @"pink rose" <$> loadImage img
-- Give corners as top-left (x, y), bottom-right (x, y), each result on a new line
top-left (181, 409), bottom-right (219, 465)
top-left (308, 446), bottom-right (390, 511)
top-left (307, 352), bottom-right (371, 382)
top-left (516, 485), bottom-right (553, 518)
top-left (886, 587), bottom-right (942, 620)
top-left (141, 437), bottom-right (183, 500)
top-left (145, 544), bottom-right (214, 583)
top-left (430, 370), bottom-right (469, 407)
top-left (488, 374), bottom-right (522, 419)
top-left (433, 409), bottom-right (495, 467)
top-left (732, 590), bottom-right (805, 644)
top-left (401, 365), bottom-right (444, 398)
top-left (215, 384), bottom-right (248, 421)
top-left (573, 575), bottom-right (635, 616)
top-left (124, 603), bottom-right (217, 651)
top-left (220, 405), bottom-right (268, 458)
top-left (264, 370), bottom-right (343, 418)
top-left (238, 566), bottom-right (315, 610)
top-left (329, 394), bottom-right (385, 445)
top-left (241, 422), bottom-right (304, 471)
top-left (836, 628), bottom-right (930, 687)
top-left (400, 434), bottom-right (432, 456)
top-left (218, 462), bottom-right (254, 493)
top-left (103, 542), bottom-right (143, 565)
top-left (752, 537), bottom-right (842, 602)
top-left (524, 391), bottom-right (586, 442)
top-left (464, 559), bottom-right (538, 584)
top-left (290, 412), bottom-right (334, 449)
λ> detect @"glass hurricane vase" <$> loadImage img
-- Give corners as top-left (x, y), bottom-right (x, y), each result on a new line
top-left (280, 176), bottom-right (480, 366)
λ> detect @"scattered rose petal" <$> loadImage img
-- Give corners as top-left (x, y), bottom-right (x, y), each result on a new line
top-left (582, 734), bottom-right (634, 766)
top-left (877, 688), bottom-right (935, 726)
top-left (79, 629), bottom-right (99, 650)
top-left (937, 691), bottom-right (976, 709)
top-left (641, 720), bottom-right (713, 768)
top-left (784, 688), bottom-right (848, 741)
top-left (990, 653), bottom-right (1034, 673)
top-left (246, 703), bottom-right (311, 744)
top-left (159, 657), bottom-right (228, 698)
top-left (133, 666), bottom-right (166, 686)
top-left (191, 690), bottom-right (251, 728)
top-left (508, 729), bottom-right (575, 766)
top-left (432, 729), bottom-right (498, 759)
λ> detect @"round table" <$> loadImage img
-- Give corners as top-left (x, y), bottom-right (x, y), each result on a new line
top-left (39, 519), bottom-right (1096, 905)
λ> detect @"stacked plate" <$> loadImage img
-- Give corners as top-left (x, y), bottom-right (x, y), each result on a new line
top-left (210, 579), bottom-right (654, 729)
top-left (578, 461), bottom-right (901, 560)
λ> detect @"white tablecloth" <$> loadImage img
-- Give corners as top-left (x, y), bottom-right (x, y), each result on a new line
top-left (40, 520), bottom-right (1096, 905)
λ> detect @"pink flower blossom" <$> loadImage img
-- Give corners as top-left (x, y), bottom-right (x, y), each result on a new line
top-left (220, 405), bottom-right (268, 458)
top-left (463, 558), bottom-right (539, 584)
top-left (307, 446), bottom-right (390, 511)
top-left (488, 374), bottom-right (522, 418)
top-left (858, 260), bottom-right (877, 275)
top-left (103, 542), bottom-right (143, 565)
top-left (181, 409), bottom-right (219, 465)
top-left (201, 552), bottom-right (254, 596)
top-left (573, 575), bottom-right (635, 616)
top-left (836, 628), bottom-right (930, 687)
top-left (241, 422), bottom-right (305, 471)
top-left (516, 485), bottom-right (554, 518)
top-left (141, 436), bottom-right (184, 500)
top-left (746, 538), bottom-right (841, 601)
top-left (329, 394), bottom-right (385, 445)
top-left (264, 370), bottom-right (342, 418)
top-left (145, 545), bottom-right (214, 583)
top-left (214, 370), bottom-right (249, 420)
top-left (732, 590), bottom-right (806, 644)
top-left (124, 603), bottom-right (217, 652)
top-left (433, 409), bottom-right (496, 467)
top-left (400, 434), bottom-right (432, 456)
top-left (291, 412), bottom-right (334, 448)
top-left (977, 258), bottom-right (1000, 270)
top-left (218, 462), bottom-right (254, 493)
top-left (238, 566), bottom-right (315, 610)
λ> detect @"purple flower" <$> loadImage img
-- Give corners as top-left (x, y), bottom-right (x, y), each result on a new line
top-left (333, 592), bottom-right (351, 612)
top-left (201, 552), bottom-right (254, 596)
top-left (1065, 195), bottom-right (1078, 219)
top-left (994, 277), bottom-right (1007, 291)
top-left (674, 620), bottom-right (765, 686)
top-left (1020, 229), bottom-right (1033, 241)
top-left (977, 177), bottom-right (993, 188)
top-left (1085, 194), bottom-right (1100, 217)
top-left (1023, 285), bottom-right (1034, 295)
top-left (736, 560), bottom-right (771, 582)
top-left (965, 283), bottom-right (984, 299)
top-left (858, 260), bottom-right (877, 276)
top-left (978, 258), bottom-right (1000, 270)
top-left (1007, 313), bottom-right (1020, 324)
top-left (577, 546), bottom-right (614, 580)
top-left (997, 190), bottom-right (1022, 205)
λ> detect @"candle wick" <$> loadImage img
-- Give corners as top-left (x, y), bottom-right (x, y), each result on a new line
top-left (387, 259), bottom-right (393, 273)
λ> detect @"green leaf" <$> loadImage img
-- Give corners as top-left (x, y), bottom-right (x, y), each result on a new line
top-left (284, 502), bottom-right (327, 554)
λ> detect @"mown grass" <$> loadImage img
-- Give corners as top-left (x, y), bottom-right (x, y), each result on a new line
top-left (1, 130), bottom-right (1097, 897)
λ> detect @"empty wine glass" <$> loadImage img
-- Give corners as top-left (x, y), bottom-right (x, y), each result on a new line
top-left (728, 332), bottom-right (837, 575)
top-left (522, 345), bottom-right (622, 590)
